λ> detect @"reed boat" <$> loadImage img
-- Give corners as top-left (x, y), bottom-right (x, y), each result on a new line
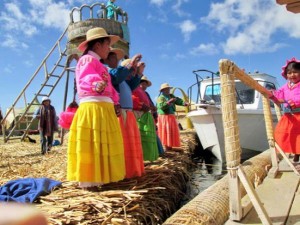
top-left (187, 70), bottom-right (279, 162)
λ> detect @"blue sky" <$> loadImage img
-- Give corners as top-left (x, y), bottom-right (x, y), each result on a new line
top-left (0, 0), bottom-right (299, 114)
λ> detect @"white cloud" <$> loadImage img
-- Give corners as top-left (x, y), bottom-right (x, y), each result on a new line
top-left (190, 43), bottom-right (219, 55)
top-left (158, 42), bottom-right (173, 50)
top-left (28, 1), bottom-right (70, 30)
top-left (0, 1), bottom-right (68, 50)
top-left (0, 2), bottom-right (38, 37)
top-left (39, 3), bottom-right (70, 29)
top-left (172, 0), bottom-right (190, 17)
top-left (160, 53), bottom-right (169, 59)
top-left (150, 0), bottom-right (169, 7)
top-left (6, 2), bottom-right (24, 20)
top-left (174, 53), bottom-right (186, 60)
top-left (3, 65), bottom-right (13, 74)
top-left (201, 0), bottom-right (300, 55)
top-left (1, 34), bottom-right (28, 50)
top-left (179, 19), bottom-right (196, 42)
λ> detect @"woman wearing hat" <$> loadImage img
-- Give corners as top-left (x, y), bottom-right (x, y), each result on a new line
top-left (268, 57), bottom-right (300, 163)
top-left (67, 27), bottom-right (125, 189)
top-left (34, 97), bottom-right (58, 155)
top-left (132, 75), bottom-right (159, 161)
top-left (156, 83), bottom-right (189, 151)
top-left (103, 50), bottom-right (146, 178)
top-left (133, 75), bottom-right (164, 158)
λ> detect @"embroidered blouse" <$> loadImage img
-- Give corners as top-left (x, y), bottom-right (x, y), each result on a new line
top-left (76, 51), bottom-right (119, 104)
top-left (270, 82), bottom-right (300, 109)
top-left (156, 93), bottom-right (185, 115)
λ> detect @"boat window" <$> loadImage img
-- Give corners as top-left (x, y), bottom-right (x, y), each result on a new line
top-left (235, 82), bottom-right (255, 104)
top-left (265, 83), bottom-right (276, 90)
top-left (203, 84), bottom-right (221, 103)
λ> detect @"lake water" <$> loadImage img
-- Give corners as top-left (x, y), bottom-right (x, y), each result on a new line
top-left (184, 147), bottom-right (260, 202)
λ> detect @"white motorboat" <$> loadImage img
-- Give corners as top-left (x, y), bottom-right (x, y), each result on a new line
top-left (187, 70), bottom-right (279, 162)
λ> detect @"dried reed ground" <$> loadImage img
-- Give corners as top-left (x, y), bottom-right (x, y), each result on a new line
top-left (0, 131), bottom-right (196, 225)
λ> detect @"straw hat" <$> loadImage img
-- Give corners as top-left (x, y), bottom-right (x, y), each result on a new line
top-left (141, 75), bottom-right (152, 87)
top-left (160, 83), bottom-right (172, 91)
top-left (78, 27), bottom-right (120, 52)
top-left (42, 97), bottom-right (51, 103)
top-left (121, 58), bottom-right (131, 67)
top-left (109, 48), bottom-right (125, 61)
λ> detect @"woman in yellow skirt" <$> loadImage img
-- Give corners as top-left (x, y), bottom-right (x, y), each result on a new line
top-left (67, 27), bottom-right (125, 189)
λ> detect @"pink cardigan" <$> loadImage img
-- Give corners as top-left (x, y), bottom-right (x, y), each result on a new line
top-left (271, 82), bottom-right (300, 109)
top-left (76, 53), bottom-right (119, 104)
top-left (132, 86), bottom-right (151, 110)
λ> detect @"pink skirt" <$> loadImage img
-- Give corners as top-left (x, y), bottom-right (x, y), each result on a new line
top-left (59, 111), bottom-right (76, 129)
top-left (157, 114), bottom-right (181, 148)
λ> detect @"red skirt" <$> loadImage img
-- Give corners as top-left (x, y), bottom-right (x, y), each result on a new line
top-left (119, 110), bottom-right (145, 179)
top-left (157, 114), bottom-right (181, 148)
top-left (275, 113), bottom-right (300, 154)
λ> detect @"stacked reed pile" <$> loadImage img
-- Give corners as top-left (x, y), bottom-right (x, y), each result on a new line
top-left (0, 131), bottom-right (197, 225)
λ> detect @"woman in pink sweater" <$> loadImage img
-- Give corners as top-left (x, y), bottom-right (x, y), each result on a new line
top-left (67, 27), bottom-right (125, 189)
top-left (269, 57), bottom-right (300, 163)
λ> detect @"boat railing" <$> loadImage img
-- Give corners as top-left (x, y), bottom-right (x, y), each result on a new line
top-left (187, 69), bottom-right (219, 108)
top-left (218, 59), bottom-right (298, 224)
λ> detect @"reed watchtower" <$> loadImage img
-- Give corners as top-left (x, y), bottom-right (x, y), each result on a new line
top-left (1, 2), bottom-right (130, 142)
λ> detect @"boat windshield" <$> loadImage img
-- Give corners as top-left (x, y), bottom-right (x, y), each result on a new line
top-left (203, 82), bottom-right (255, 104)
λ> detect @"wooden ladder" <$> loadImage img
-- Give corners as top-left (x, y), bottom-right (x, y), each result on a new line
top-left (1, 27), bottom-right (70, 142)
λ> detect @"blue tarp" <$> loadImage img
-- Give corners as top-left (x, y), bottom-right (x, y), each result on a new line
top-left (0, 178), bottom-right (62, 203)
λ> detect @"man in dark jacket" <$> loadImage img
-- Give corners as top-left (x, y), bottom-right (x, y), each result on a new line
top-left (34, 97), bottom-right (57, 155)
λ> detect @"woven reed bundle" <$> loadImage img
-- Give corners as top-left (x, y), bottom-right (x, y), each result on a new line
top-left (67, 19), bottom-right (125, 42)
top-left (219, 59), bottom-right (241, 169)
top-left (220, 59), bottom-right (270, 97)
top-left (275, 103), bottom-right (282, 121)
top-left (262, 96), bottom-right (275, 143)
top-left (163, 150), bottom-right (272, 225)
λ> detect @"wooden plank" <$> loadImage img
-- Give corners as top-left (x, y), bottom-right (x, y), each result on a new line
top-left (237, 166), bottom-right (271, 225)
top-left (278, 158), bottom-right (293, 172)
top-left (229, 172), bottom-right (243, 220)
top-left (275, 143), bottom-right (300, 175)
top-left (225, 172), bottom-right (300, 225)
top-left (286, 182), bottom-right (300, 224)
top-left (287, 1), bottom-right (300, 13)
top-left (276, 0), bottom-right (300, 5)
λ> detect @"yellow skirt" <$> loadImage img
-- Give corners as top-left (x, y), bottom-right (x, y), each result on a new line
top-left (67, 102), bottom-right (125, 184)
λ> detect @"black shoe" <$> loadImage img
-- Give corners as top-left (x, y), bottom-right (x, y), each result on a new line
top-left (293, 154), bottom-right (299, 163)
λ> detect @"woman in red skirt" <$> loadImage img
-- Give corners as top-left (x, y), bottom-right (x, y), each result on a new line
top-left (269, 57), bottom-right (300, 163)
top-left (156, 83), bottom-right (189, 151)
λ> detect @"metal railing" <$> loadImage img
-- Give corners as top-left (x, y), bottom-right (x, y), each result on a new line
top-left (69, 3), bottom-right (128, 24)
